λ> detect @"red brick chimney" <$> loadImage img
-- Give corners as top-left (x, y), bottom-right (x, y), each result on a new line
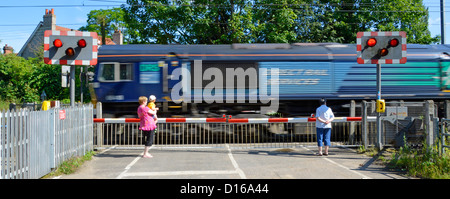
top-left (43, 8), bottom-right (56, 30)
top-left (3, 44), bottom-right (13, 54)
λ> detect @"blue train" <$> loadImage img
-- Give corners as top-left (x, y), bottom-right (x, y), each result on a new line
top-left (91, 43), bottom-right (450, 117)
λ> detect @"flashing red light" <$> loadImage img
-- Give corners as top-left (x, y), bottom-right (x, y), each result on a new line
top-left (77, 39), bottom-right (87, 48)
top-left (65, 47), bottom-right (75, 56)
top-left (53, 39), bottom-right (63, 48)
top-left (379, 48), bottom-right (389, 56)
top-left (367, 38), bottom-right (377, 47)
top-left (389, 38), bottom-right (399, 47)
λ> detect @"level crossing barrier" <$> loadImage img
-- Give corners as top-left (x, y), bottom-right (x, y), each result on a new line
top-left (93, 116), bottom-right (377, 149)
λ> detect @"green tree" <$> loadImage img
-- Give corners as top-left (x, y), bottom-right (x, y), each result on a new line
top-left (0, 54), bottom-right (40, 102)
top-left (122, 0), bottom-right (184, 44)
top-left (365, 0), bottom-right (439, 44)
top-left (305, 0), bottom-right (439, 44)
top-left (121, 0), bottom-right (438, 44)
top-left (79, 8), bottom-right (127, 44)
top-left (122, 0), bottom-right (302, 44)
top-left (252, 0), bottom-right (300, 43)
top-left (0, 53), bottom-right (91, 104)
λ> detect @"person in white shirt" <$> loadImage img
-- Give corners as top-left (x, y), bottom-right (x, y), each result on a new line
top-left (315, 98), bottom-right (334, 156)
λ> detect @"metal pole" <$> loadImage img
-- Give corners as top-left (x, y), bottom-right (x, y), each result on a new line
top-left (377, 63), bottom-right (382, 150)
top-left (362, 100), bottom-right (368, 149)
top-left (70, 65), bottom-right (75, 107)
top-left (441, 0), bottom-right (446, 44)
top-left (80, 66), bottom-right (84, 104)
top-left (441, 119), bottom-right (445, 155)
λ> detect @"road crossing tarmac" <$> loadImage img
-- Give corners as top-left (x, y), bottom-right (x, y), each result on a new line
top-left (57, 145), bottom-right (408, 179)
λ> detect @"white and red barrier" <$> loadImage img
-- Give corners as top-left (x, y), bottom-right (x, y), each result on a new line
top-left (93, 117), bottom-right (376, 124)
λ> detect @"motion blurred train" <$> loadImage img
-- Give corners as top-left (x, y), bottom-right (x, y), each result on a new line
top-left (91, 43), bottom-right (450, 118)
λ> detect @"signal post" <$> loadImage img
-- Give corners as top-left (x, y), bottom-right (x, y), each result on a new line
top-left (44, 30), bottom-right (98, 107)
top-left (356, 31), bottom-right (407, 150)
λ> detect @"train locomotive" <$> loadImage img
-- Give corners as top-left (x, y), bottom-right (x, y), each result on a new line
top-left (91, 43), bottom-right (450, 118)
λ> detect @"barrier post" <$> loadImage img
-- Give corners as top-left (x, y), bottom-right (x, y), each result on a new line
top-left (362, 100), bottom-right (368, 149)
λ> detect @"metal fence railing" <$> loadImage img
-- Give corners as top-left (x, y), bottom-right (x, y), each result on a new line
top-left (440, 119), bottom-right (450, 155)
top-left (1, 105), bottom-right (93, 179)
top-left (361, 100), bottom-right (438, 148)
top-left (93, 117), bottom-right (377, 149)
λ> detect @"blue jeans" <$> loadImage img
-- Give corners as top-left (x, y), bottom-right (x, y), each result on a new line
top-left (316, 128), bottom-right (331, 147)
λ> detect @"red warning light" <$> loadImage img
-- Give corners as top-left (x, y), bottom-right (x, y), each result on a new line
top-left (77, 39), bottom-right (87, 48)
top-left (367, 38), bottom-right (377, 47)
top-left (65, 47), bottom-right (75, 56)
top-left (379, 48), bottom-right (389, 56)
top-left (389, 38), bottom-right (399, 47)
top-left (53, 39), bottom-right (63, 48)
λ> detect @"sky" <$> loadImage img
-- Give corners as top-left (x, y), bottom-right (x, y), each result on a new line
top-left (0, 0), bottom-right (448, 53)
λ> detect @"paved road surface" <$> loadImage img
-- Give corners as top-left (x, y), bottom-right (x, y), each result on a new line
top-left (57, 145), bottom-right (407, 179)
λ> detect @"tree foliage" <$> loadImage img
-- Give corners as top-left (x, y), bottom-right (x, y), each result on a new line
top-left (0, 54), bottom-right (90, 104)
top-left (0, 54), bottom-right (39, 102)
top-left (79, 8), bottom-right (128, 44)
top-left (121, 0), bottom-right (439, 44)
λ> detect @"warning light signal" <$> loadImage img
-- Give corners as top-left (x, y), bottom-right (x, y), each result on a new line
top-left (53, 39), bottom-right (63, 48)
top-left (367, 38), bottom-right (377, 47)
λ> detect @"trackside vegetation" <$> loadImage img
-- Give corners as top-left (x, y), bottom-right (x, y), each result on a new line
top-left (0, 54), bottom-right (91, 110)
top-left (359, 143), bottom-right (450, 179)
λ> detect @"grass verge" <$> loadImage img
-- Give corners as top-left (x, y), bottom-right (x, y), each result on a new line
top-left (41, 150), bottom-right (97, 179)
top-left (388, 145), bottom-right (450, 179)
top-left (357, 145), bottom-right (450, 179)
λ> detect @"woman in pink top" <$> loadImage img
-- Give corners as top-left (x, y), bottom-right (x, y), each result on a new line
top-left (137, 96), bottom-right (157, 158)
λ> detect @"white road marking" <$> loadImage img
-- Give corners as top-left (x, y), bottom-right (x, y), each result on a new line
top-left (301, 146), bottom-right (372, 179)
top-left (121, 170), bottom-right (239, 178)
top-left (226, 144), bottom-right (247, 179)
top-left (116, 145), bottom-right (246, 179)
top-left (116, 146), bottom-right (152, 179)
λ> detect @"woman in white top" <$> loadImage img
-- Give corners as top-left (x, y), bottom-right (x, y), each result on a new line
top-left (315, 98), bottom-right (334, 156)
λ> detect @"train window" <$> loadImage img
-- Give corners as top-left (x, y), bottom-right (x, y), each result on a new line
top-left (98, 62), bottom-right (133, 82)
top-left (120, 63), bottom-right (132, 80)
top-left (99, 63), bottom-right (115, 81)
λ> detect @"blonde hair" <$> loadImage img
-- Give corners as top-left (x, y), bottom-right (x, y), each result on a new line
top-left (139, 96), bottom-right (148, 105)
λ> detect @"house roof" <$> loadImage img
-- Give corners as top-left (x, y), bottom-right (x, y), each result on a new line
top-left (17, 22), bottom-right (43, 57)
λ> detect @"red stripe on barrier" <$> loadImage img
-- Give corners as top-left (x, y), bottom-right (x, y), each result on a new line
top-left (93, 117), bottom-right (365, 123)
top-left (346, 117), bottom-right (362, 121)
top-left (206, 118), bottom-right (227, 123)
top-left (228, 118), bottom-right (248, 123)
top-left (268, 118), bottom-right (288, 123)
top-left (125, 118), bottom-right (140, 123)
top-left (93, 118), bottom-right (105, 123)
top-left (165, 118), bottom-right (186, 123)
top-left (308, 118), bottom-right (316, 122)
